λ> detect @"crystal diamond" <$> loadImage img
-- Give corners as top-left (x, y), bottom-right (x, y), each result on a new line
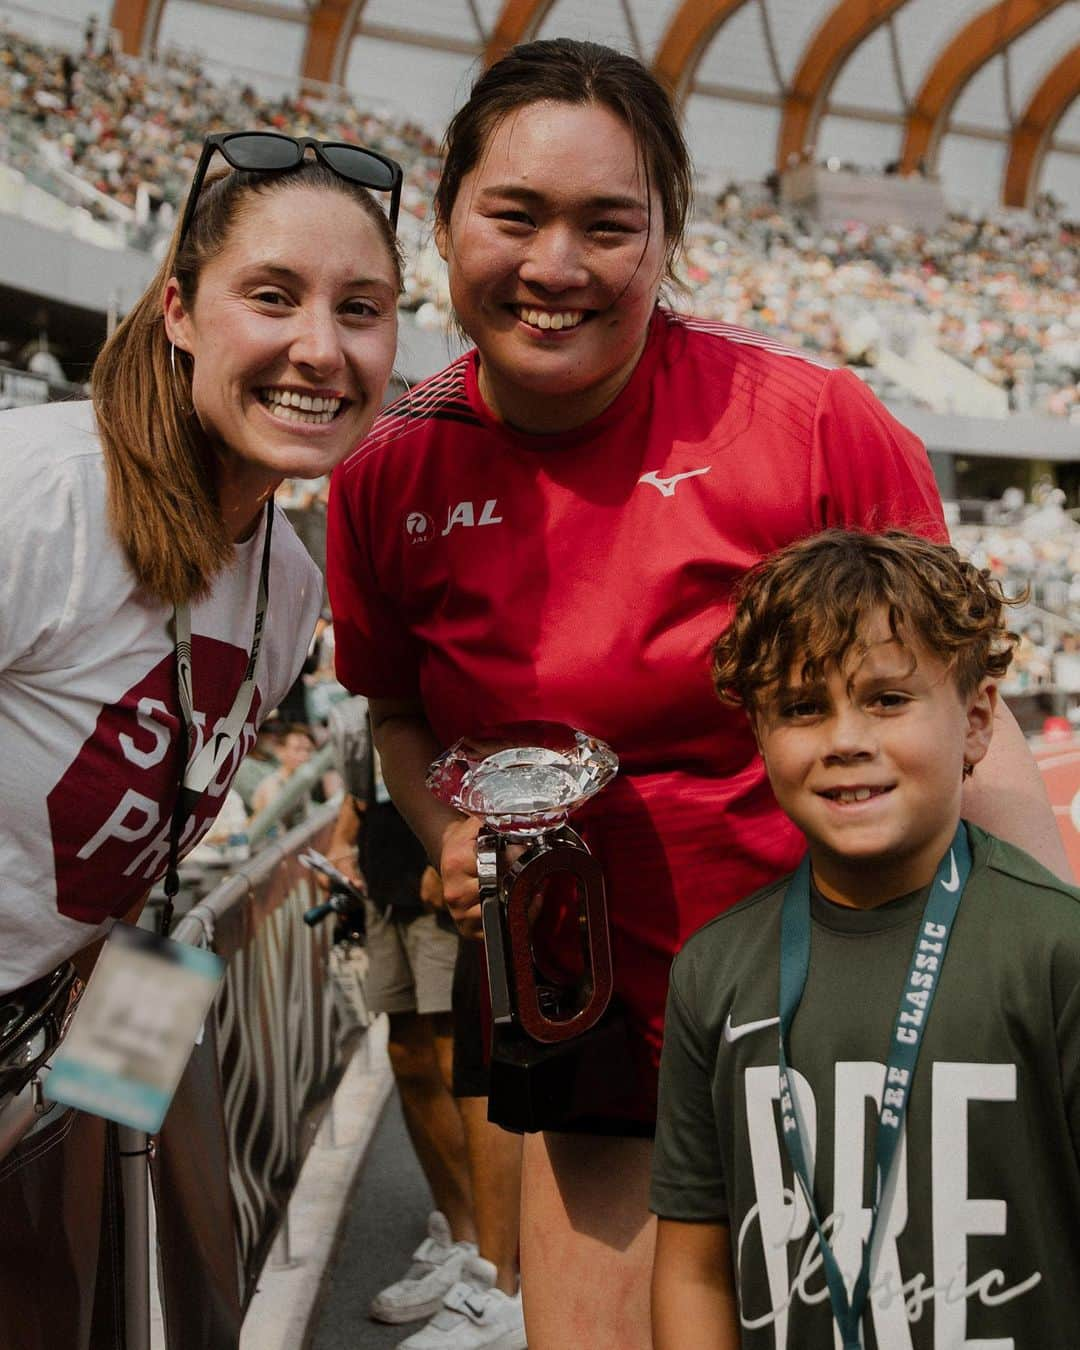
top-left (426, 722), bottom-right (618, 835)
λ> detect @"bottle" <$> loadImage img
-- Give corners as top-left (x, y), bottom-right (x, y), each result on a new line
top-left (225, 831), bottom-right (250, 863)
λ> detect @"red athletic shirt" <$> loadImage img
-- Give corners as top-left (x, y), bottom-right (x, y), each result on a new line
top-left (327, 308), bottom-right (946, 1109)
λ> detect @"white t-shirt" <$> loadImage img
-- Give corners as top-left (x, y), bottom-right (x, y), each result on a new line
top-left (0, 401), bottom-right (323, 993)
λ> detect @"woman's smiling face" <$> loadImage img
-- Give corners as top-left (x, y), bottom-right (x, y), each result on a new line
top-left (436, 99), bottom-right (667, 434)
top-left (165, 183), bottom-right (399, 493)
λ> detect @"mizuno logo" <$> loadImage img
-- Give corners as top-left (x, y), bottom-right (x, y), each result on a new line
top-left (638, 467), bottom-right (711, 497)
top-left (723, 1012), bottom-right (781, 1044)
top-left (940, 850), bottom-right (960, 892)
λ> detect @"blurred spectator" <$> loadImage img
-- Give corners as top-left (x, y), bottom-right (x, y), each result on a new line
top-left (22, 337), bottom-right (67, 384)
top-left (303, 615), bottom-right (349, 725)
top-left (231, 725), bottom-right (280, 812)
top-left (252, 723), bottom-right (316, 826)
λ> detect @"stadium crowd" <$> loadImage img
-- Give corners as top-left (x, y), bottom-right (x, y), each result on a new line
top-left (952, 483), bottom-right (1080, 703)
top-left (0, 23), bottom-right (443, 253)
top-left (681, 194), bottom-right (1079, 420)
top-left (1, 14), bottom-right (1078, 693)
top-left (1, 22), bottom-right (1077, 420)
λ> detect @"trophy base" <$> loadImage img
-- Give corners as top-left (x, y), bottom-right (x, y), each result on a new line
top-left (487, 1011), bottom-right (638, 1134)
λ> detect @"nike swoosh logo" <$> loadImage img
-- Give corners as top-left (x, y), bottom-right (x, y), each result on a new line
top-left (723, 1012), bottom-right (781, 1043)
top-left (940, 849), bottom-right (960, 892)
top-left (638, 467), bottom-right (712, 498)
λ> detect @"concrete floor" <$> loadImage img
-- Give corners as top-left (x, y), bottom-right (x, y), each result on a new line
top-left (311, 1089), bottom-right (436, 1350)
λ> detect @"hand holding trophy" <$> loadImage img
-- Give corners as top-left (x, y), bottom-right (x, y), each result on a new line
top-left (428, 722), bottom-right (634, 1131)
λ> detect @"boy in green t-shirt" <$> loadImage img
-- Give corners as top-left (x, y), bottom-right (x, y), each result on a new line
top-left (650, 528), bottom-right (1080, 1350)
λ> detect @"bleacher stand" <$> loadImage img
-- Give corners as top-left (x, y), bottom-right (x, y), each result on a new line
top-left (1, 23), bottom-right (1076, 422)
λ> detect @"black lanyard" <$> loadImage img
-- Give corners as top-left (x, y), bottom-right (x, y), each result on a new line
top-left (777, 822), bottom-right (972, 1348)
top-left (159, 502), bottom-right (274, 934)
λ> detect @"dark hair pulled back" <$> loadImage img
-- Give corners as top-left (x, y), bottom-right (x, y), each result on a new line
top-left (435, 38), bottom-right (693, 281)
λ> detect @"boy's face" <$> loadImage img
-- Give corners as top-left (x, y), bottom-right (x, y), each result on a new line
top-left (752, 610), bottom-right (996, 908)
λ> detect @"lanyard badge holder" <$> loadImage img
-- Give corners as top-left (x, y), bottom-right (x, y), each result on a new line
top-left (43, 504), bottom-right (274, 1133)
top-left (428, 723), bottom-right (635, 1133)
top-left (777, 823), bottom-right (972, 1348)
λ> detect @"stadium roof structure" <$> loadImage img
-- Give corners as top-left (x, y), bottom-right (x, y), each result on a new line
top-left (103, 0), bottom-right (1080, 212)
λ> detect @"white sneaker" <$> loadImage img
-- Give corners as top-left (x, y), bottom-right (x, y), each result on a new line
top-left (370, 1211), bottom-right (478, 1324)
top-left (397, 1255), bottom-right (527, 1350)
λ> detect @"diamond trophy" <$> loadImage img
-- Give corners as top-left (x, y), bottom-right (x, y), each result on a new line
top-left (428, 722), bottom-right (634, 1131)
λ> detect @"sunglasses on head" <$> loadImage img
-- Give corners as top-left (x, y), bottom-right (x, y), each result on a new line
top-left (177, 131), bottom-right (403, 247)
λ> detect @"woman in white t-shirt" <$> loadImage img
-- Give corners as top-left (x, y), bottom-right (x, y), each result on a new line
top-left (0, 132), bottom-right (403, 1349)
top-left (1, 134), bottom-right (403, 995)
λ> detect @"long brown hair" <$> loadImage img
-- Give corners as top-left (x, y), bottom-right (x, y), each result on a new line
top-left (91, 159), bottom-right (403, 607)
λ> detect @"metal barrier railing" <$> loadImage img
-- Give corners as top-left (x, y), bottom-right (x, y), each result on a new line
top-left (244, 742), bottom-right (338, 848)
top-left (147, 801), bottom-right (365, 1348)
top-left (0, 799), bottom-right (361, 1349)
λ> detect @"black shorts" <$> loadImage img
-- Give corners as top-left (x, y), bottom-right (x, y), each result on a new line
top-left (451, 936), bottom-right (489, 1099)
top-left (450, 940), bottom-right (656, 1138)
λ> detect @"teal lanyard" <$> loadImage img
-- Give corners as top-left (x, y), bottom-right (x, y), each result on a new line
top-left (777, 822), bottom-right (971, 1349)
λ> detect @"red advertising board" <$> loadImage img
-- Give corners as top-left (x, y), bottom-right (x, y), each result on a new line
top-left (1032, 733), bottom-right (1080, 882)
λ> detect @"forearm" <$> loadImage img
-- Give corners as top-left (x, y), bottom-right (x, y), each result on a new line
top-left (652, 1219), bottom-right (740, 1350)
top-left (326, 792), bottom-right (362, 860)
top-left (963, 699), bottom-right (1072, 883)
top-left (331, 794), bottom-right (362, 850)
top-left (368, 698), bottom-right (464, 863)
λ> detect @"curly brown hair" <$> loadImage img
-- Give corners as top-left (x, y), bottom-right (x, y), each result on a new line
top-left (712, 529), bottom-right (1020, 711)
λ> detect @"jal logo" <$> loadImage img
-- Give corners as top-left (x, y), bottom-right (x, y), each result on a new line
top-left (46, 636), bottom-right (261, 925)
top-left (405, 510), bottom-right (435, 544)
top-left (442, 499), bottom-right (503, 536)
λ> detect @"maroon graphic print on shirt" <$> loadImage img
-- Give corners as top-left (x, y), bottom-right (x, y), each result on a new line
top-left (47, 635), bottom-right (261, 923)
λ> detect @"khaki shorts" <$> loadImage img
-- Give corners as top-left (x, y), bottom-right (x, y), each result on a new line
top-left (363, 902), bottom-right (458, 1017)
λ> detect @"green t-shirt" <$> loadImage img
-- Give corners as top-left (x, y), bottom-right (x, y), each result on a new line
top-left (651, 824), bottom-right (1080, 1348)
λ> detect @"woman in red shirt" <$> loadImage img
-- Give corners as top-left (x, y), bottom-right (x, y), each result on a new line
top-left (327, 39), bottom-right (1068, 1350)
